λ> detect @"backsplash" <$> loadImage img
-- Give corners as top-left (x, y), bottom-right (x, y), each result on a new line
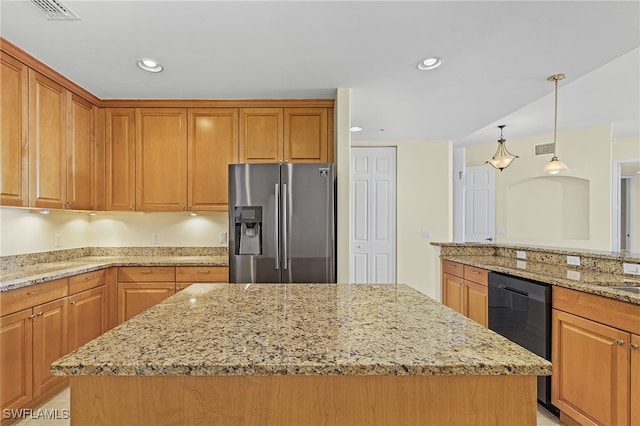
top-left (0, 247), bottom-right (229, 270)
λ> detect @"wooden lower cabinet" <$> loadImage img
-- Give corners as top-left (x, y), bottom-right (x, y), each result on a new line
top-left (117, 283), bottom-right (175, 324)
top-left (441, 260), bottom-right (488, 327)
top-left (0, 297), bottom-right (68, 423)
top-left (0, 309), bottom-right (33, 412)
top-left (553, 286), bottom-right (640, 426)
top-left (68, 285), bottom-right (107, 351)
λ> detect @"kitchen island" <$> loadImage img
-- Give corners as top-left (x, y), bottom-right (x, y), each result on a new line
top-left (51, 283), bottom-right (551, 426)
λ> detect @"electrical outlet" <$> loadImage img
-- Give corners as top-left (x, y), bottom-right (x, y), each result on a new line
top-left (516, 251), bottom-right (526, 260)
top-left (623, 263), bottom-right (640, 275)
top-left (152, 233), bottom-right (160, 244)
top-left (567, 255), bottom-right (581, 266)
top-left (219, 231), bottom-right (228, 244)
top-left (54, 234), bottom-right (62, 248)
top-left (566, 270), bottom-right (581, 281)
top-left (516, 260), bottom-right (527, 269)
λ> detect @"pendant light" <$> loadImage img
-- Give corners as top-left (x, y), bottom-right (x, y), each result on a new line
top-left (543, 74), bottom-right (570, 175)
top-left (486, 125), bottom-right (518, 171)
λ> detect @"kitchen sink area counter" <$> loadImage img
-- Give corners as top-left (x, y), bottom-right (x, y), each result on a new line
top-left (432, 243), bottom-right (640, 305)
top-left (50, 283), bottom-right (550, 425)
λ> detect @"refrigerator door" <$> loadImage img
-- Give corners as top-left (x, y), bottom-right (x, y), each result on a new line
top-left (229, 163), bottom-right (280, 283)
top-left (281, 163), bottom-right (335, 283)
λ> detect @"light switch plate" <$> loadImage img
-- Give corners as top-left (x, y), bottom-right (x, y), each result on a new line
top-left (567, 255), bottom-right (581, 266)
top-left (623, 263), bottom-right (640, 275)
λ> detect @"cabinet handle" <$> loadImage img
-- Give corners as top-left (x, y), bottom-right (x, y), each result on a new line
top-left (36, 312), bottom-right (44, 316)
top-left (26, 288), bottom-right (44, 295)
top-left (631, 343), bottom-right (639, 350)
top-left (615, 339), bottom-right (625, 346)
top-left (28, 314), bottom-right (36, 319)
top-left (84, 275), bottom-right (97, 280)
top-left (140, 270), bottom-right (153, 274)
top-left (70, 301), bottom-right (77, 305)
top-left (197, 271), bottom-right (211, 274)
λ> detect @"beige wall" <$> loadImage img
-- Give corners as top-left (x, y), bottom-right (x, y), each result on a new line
top-left (350, 140), bottom-right (451, 298)
top-left (466, 124), bottom-right (618, 250)
top-left (0, 207), bottom-right (228, 256)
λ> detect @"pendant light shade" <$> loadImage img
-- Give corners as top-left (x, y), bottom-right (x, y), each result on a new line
top-left (544, 74), bottom-right (570, 175)
top-left (486, 125), bottom-right (518, 171)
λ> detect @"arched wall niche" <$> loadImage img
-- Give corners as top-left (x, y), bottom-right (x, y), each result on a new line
top-left (506, 176), bottom-right (590, 241)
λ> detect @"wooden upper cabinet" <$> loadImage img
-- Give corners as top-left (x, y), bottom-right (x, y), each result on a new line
top-left (0, 53), bottom-right (29, 207)
top-left (29, 70), bottom-right (68, 209)
top-left (67, 93), bottom-right (95, 210)
top-left (188, 108), bottom-right (238, 211)
top-left (105, 108), bottom-right (136, 211)
top-left (284, 108), bottom-right (328, 163)
top-left (239, 108), bottom-right (283, 163)
top-left (135, 108), bottom-right (188, 211)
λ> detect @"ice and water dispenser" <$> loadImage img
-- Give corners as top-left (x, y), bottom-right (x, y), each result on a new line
top-left (233, 206), bottom-right (262, 255)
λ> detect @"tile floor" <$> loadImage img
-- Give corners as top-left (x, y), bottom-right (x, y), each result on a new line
top-left (12, 387), bottom-right (561, 425)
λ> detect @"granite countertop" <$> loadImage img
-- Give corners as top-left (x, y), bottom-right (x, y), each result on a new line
top-left (441, 255), bottom-right (640, 305)
top-left (51, 283), bottom-right (551, 377)
top-left (0, 255), bottom-right (228, 292)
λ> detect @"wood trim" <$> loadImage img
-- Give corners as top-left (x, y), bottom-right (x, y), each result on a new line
top-left (1, 37), bottom-right (100, 105)
top-left (70, 374), bottom-right (537, 426)
top-left (101, 99), bottom-right (335, 108)
top-left (632, 334), bottom-right (640, 426)
top-left (553, 286), bottom-right (640, 334)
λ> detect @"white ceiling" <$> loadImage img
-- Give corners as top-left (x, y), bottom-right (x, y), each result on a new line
top-left (1, 0), bottom-right (639, 146)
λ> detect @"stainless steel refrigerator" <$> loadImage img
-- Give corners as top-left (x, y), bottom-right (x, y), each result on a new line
top-left (228, 163), bottom-right (335, 283)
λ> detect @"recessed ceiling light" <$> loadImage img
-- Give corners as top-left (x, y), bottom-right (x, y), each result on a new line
top-left (137, 58), bottom-right (163, 73)
top-left (417, 57), bottom-right (442, 71)
top-left (350, 126), bottom-right (363, 132)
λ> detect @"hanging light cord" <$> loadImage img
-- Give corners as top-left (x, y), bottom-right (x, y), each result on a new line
top-left (552, 76), bottom-right (559, 155)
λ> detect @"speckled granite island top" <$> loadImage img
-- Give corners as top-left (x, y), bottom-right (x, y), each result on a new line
top-left (52, 283), bottom-right (551, 377)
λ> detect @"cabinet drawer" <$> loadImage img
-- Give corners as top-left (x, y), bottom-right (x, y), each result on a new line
top-left (176, 266), bottom-right (228, 283)
top-left (442, 260), bottom-right (464, 278)
top-left (0, 278), bottom-right (68, 316)
top-left (69, 269), bottom-right (107, 295)
top-left (117, 267), bottom-right (175, 282)
top-left (463, 265), bottom-right (488, 286)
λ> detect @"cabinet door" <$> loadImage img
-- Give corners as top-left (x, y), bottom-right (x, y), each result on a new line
top-left (68, 286), bottom-right (107, 352)
top-left (106, 108), bottom-right (136, 211)
top-left (442, 273), bottom-right (465, 315)
top-left (0, 309), bottom-right (33, 411)
top-left (239, 108), bottom-right (283, 163)
top-left (632, 334), bottom-right (640, 426)
top-left (0, 53), bottom-right (28, 207)
top-left (136, 108), bottom-right (187, 211)
top-left (283, 108), bottom-right (328, 163)
top-left (32, 298), bottom-right (67, 398)
top-left (67, 93), bottom-right (95, 210)
top-left (29, 70), bottom-right (68, 208)
top-left (466, 280), bottom-right (488, 327)
top-left (552, 309), bottom-right (630, 426)
top-left (117, 283), bottom-right (175, 324)
top-left (188, 108), bottom-right (238, 211)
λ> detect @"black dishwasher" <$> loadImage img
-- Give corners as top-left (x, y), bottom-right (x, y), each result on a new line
top-left (487, 272), bottom-right (558, 416)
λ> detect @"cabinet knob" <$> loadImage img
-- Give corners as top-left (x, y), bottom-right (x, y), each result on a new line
top-left (615, 339), bottom-right (625, 346)
top-left (70, 301), bottom-right (77, 305)
top-left (28, 314), bottom-right (36, 319)
top-left (129, 205), bottom-right (134, 210)
top-left (631, 343), bottom-right (639, 350)
top-left (36, 311), bottom-right (44, 316)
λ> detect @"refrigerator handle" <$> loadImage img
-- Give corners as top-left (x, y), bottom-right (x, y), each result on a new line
top-left (282, 183), bottom-right (288, 270)
top-left (274, 184), bottom-right (280, 270)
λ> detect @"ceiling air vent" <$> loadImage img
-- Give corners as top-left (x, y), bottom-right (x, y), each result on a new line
top-left (31, 0), bottom-right (79, 20)
top-left (535, 143), bottom-right (555, 156)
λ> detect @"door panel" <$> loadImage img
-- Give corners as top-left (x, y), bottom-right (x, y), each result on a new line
top-left (465, 166), bottom-right (495, 242)
top-left (281, 163), bottom-right (335, 283)
top-left (351, 147), bottom-right (396, 283)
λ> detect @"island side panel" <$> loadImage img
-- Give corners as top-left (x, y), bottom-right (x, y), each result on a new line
top-left (70, 375), bottom-right (536, 426)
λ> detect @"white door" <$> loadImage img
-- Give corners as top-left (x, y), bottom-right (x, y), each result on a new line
top-left (351, 147), bottom-right (397, 283)
top-left (465, 165), bottom-right (496, 242)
